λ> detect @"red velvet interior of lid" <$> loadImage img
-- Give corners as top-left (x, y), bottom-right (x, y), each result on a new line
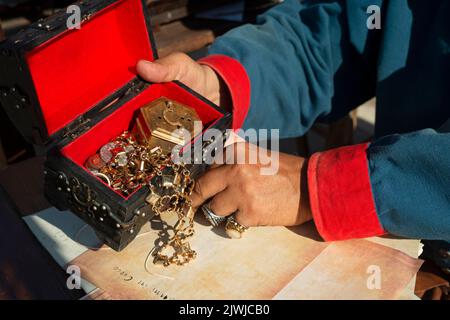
top-left (61, 82), bottom-right (223, 199)
top-left (26, 0), bottom-right (153, 136)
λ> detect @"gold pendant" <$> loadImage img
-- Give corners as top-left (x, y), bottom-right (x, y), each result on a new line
top-left (132, 97), bottom-right (202, 154)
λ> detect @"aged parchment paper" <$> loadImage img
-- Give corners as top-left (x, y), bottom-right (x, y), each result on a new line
top-left (70, 213), bottom-right (422, 300)
top-left (70, 214), bottom-right (327, 300)
top-left (274, 239), bottom-right (423, 300)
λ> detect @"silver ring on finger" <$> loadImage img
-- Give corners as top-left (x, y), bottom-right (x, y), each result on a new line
top-left (201, 202), bottom-right (227, 227)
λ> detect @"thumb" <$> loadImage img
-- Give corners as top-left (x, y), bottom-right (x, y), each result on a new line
top-left (136, 58), bottom-right (182, 83)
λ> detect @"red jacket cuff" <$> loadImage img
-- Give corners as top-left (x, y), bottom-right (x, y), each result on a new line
top-left (308, 143), bottom-right (385, 241)
top-left (198, 54), bottom-right (251, 130)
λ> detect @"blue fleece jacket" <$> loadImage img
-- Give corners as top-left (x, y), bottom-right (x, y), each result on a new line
top-left (208, 0), bottom-right (450, 268)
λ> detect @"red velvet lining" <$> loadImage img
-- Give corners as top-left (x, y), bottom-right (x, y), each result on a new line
top-left (62, 82), bottom-right (223, 199)
top-left (25, 0), bottom-right (153, 136)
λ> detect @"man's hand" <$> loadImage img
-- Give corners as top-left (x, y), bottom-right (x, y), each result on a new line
top-left (137, 53), bottom-right (228, 107)
top-left (191, 142), bottom-right (312, 227)
top-left (137, 54), bottom-right (312, 228)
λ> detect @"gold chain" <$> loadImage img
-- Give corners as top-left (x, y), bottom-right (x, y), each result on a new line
top-left (86, 131), bottom-right (197, 266)
top-left (146, 154), bottom-right (197, 267)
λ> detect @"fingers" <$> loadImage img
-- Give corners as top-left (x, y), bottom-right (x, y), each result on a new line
top-left (191, 165), bottom-right (231, 208)
top-left (209, 189), bottom-right (254, 228)
top-left (208, 188), bottom-right (238, 217)
top-left (137, 52), bottom-right (191, 83)
top-left (137, 59), bottom-right (179, 83)
top-left (205, 185), bottom-right (254, 227)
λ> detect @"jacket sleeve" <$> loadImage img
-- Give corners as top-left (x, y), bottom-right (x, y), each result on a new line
top-left (199, 0), bottom-right (381, 134)
top-left (199, 0), bottom-right (450, 245)
top-left (309, 129), bottom-right (450, 243)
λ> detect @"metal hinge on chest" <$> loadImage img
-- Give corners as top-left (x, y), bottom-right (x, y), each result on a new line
top-left (32, 16), bottom-right (67, 32)
top-left (60, 79), bottom-right (145, 142)
top-left (63, 116), bottom-right (91, 140)
top-left (31, 6), bottom-right (94, 33)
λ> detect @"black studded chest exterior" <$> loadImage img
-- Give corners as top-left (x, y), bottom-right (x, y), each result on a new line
top-left (0, 0), bottom-right (231, 251)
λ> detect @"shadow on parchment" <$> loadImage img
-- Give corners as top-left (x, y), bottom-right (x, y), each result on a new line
top-left (287, 221), bottom-right (324, 242)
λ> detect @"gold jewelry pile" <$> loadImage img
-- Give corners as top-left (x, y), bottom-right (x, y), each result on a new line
top-left (84, 98), bottom-right (204, 266)
top-left (86, 132), bottom-right (197, 266)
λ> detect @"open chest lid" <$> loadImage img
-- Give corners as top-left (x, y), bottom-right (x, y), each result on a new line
top-left (0, 0), bottom-right (156, 145)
